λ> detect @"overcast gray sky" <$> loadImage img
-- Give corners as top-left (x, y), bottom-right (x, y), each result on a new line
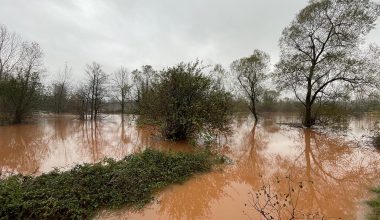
top-left (1, 0), bottom-right (380, 81)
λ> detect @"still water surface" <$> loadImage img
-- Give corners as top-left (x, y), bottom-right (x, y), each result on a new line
top-left (0, 114), bottom-right (379, 219)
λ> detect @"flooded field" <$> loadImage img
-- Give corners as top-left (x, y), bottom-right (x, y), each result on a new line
top-left (0, 113), bottom-right (379, 219)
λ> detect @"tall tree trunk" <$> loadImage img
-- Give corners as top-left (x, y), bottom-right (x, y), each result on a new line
top-left (90, 95), bottom-right (94, 120)
top-left (250, 96), bottom-right (258, 122)
top-left (251, 104), bottom-right (258, 122)
top-left (121, 95), bottom-right (125, 121)
top-left (13, 109), bottom-right (22, 124)
top-left (91, 76), bottom-right (95, 120)
top-left (304, 78), bottom-right (314, 128)
top-left (304, 103), bottom-right (313, 127)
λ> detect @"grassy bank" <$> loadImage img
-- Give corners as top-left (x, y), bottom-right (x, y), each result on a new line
top-left (368, 188), bottom-right (380, 220)
top-left (0, 149), bottom-right (219, 219)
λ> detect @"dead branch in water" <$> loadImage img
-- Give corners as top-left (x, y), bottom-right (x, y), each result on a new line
top-left (246, 175), bottom-right (342, 220)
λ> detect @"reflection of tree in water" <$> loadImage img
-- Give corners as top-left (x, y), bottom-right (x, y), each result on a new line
top-left (0, 121), bottom-right (51, 174)
top-left (156, 122), bottom-right (269, 220)
top-left (49, 116), bottom-right (75, 166)
top-left (234, 122), bottom-right (269, 186)
top-left (113, 117), bottom-right (153, 156)
top-left (255, 128), bottom-right (380, 219)
top-left (72, 115), bottom-right (157, 163)
top-left (116, 121), bottom-right (132, 155)
top-left (51, 116), bottom-right (72, 142)
top-left (75, 120), bottom-right (108, 163)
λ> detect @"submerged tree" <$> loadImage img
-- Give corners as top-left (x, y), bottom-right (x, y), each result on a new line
top-left (72, 85), bottom-right (90, 120)
top-left (111, 66), bottom-right (132, 118)
top-left (52, 63), bottom-right (71, 113)
top-left (274, 0), bottom-right (380, 127)
top-left (231, 50), bottom-right (270, 122)
top-left (139, 61), bottom-right (233, 140)
top-left (85, 62), bottom-right (108, 120)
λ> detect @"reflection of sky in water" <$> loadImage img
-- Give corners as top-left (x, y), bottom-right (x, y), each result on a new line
top-left (264, 128), bottom-right (300, 156)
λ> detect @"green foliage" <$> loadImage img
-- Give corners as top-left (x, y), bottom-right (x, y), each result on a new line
top-left (0, 149), bottom-right (216, 219)
top-left (231, 50), bottom-right (270, 120)
top-left (138, 61), bottom-right (233, 140)
top-left (368, 187), bottom-right (380, 220)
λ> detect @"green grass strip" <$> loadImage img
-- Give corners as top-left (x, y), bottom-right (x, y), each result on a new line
top-left (0, 149), bottom-right (217, 219)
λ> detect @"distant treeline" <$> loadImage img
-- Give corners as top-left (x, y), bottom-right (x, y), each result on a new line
top-left (38, 89), bottom-right (380, 116)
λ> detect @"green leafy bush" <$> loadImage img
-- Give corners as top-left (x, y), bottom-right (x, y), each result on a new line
top-left (138, 61), bottom-right (233, 140)
top-left (0, 149), bottom-right (215, 219)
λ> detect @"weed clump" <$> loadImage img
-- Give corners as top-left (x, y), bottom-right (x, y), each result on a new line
top-left (0, 149), bottom-right (215, 219)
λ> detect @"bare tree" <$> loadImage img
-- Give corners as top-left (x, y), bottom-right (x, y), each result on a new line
top-left (72, 85), bottom-right (90, 120)
top-left (7, 42), bottom-right (44, 123)
top-left (52, 63), bottom-right (71, 113)
top-left (85, 62), bottom-right (108, 120)
top-left (112, 66), bottom-right (132, 119)
top-left (231, 50), bottom-right (270, 122)
top-left (274, 0), bottom-right (380, 127)
top-left (0, 25), bottom-right (21, 80)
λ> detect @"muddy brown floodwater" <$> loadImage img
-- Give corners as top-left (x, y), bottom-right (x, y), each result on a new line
top-left (0, 113), bottom-right (379, 219)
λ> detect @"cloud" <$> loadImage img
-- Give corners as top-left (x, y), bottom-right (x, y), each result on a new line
top-left (0, 0), bottom-right (379, 83)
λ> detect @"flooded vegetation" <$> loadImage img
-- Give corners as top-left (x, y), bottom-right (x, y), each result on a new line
top-left (1, 0), bottom-right (380, 219)
top-left (0, 114), bottom-right (379, 219)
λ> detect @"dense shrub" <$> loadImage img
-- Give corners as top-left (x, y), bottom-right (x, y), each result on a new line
top-left (138, 61), bottom-right (233, 140)
top-left (0, 149), bottom-right (216, 219)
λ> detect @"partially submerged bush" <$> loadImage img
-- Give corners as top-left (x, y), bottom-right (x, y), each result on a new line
top-left (138, 61), bottom-right (233, 140)
top-left (0, 149), bottom-right (215, 219)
